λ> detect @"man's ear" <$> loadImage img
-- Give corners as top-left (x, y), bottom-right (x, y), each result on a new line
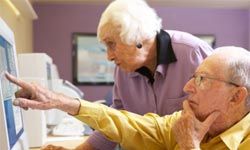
top-left (230, 87), bottom-right (248, 104)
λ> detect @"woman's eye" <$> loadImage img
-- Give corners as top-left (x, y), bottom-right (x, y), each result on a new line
top-left (200, 76), bottom-right (205, 81)
top-left (107, 42), bottom-right (116, 49)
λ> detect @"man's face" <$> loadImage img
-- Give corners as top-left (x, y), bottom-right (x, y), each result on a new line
top-left (102, 35), bottom-right (150, 72)
top-left (183, 56), bottom-right (236, 122)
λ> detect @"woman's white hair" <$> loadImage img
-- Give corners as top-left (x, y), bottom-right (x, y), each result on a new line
top-left (213, 46), bottom-right (250, 109)
top-left (97, 0), bottom-right (162, 45)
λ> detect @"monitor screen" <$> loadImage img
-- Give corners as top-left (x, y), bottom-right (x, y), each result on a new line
top-left (0, 18), bottom-right (26, 150)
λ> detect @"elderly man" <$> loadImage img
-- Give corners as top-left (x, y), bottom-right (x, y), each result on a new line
top-left (6, 46), bottom-right (250, 149)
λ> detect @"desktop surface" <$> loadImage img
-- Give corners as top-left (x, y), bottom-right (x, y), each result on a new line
top-left (30, 135), bottom-right (89, 150)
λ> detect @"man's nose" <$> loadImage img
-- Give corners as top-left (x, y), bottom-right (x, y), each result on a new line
top-left (183, 78), bottom-right (196, 94)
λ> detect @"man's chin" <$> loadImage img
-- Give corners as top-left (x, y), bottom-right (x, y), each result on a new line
top-left (196, 113), bottom-right (210, 122)
top-left (190, 108), bottom-right (206, 122)
top-left (187, 108), bottom-right (202, 121)
top-left (188, 100), bottom-right (198, 107)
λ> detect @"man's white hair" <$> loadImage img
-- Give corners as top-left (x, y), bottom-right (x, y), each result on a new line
top-left (213, 46), bottom-right (250, 109)
top-left (97, 0), bottom-right (162, 45)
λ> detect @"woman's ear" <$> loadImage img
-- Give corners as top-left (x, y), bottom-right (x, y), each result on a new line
top-left (230, 87), bottom-right (248, 104)
top-left (136, 43), bottom-right (142, 49)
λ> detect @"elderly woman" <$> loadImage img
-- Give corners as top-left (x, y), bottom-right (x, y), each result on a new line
top-left (33, 0), bottom-right (213, 149)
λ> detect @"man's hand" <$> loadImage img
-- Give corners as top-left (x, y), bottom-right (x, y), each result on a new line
top-left (74, 141), bottom-right (96, 150)
top-left (41, 144), bottom-right (70, 150)
top-left (5, 72), bottom-right (81, 115)
top-left (172, 100), bottom-right (220, 149)
top-left (5, 72), bottom-right (60, 110)
top-left (41, 142), bottom-right (95, 150)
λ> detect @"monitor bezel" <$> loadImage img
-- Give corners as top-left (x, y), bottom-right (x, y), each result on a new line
top-left (0, 17), bottom-right (25, 150)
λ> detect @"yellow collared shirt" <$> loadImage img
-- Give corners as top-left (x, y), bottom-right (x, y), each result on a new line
top-left (74, 100), bottom-right (250, 150)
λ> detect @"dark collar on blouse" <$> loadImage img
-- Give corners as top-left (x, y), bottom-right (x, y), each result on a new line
top-left (136, 29), bottom-right (177, 84)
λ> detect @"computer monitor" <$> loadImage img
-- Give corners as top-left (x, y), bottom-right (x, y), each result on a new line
top-left (0, 18), bottom-right (28, 150)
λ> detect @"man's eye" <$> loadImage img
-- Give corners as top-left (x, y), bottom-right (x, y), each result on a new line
top-left (199, 76), bottom-right (207, 83)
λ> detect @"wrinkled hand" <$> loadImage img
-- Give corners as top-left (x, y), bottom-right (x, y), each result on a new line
top-left (5, 72), bottom-right (60, 110)
top-left (41, 144), bottom-right (70, 150)
top-left (172, 100), bottom-right (220, 149)
top-left (74, 141), bottom-right (96, 150)
top-left (41, 142), bottom-right (95, 150)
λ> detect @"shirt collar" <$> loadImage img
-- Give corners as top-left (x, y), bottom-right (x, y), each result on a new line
top-left (131, 30), bottom-right (177, 81)
top-left (156, 29), bottom-right (177, 65)
top-left (220, 112), bottom-right (250, 149)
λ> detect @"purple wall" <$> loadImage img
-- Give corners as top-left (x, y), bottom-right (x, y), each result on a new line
top-left (33, 4), bottom-right (111, 101)
top-left (157, 8), bottom-right (249, 48)
top-left (249, 10), bottom-right (250, 50)
top-left (33, 4), bottom-right (250, 100)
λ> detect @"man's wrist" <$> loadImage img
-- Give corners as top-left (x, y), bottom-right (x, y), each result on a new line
top-left (56, 94), bottom-right (81, 115)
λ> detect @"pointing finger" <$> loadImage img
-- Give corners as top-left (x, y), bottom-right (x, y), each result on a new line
top-left (5, 72), bottom-right (34, 92)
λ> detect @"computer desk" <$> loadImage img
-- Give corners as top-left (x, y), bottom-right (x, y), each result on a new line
top-left (30, 135), bottom-right (89, 150)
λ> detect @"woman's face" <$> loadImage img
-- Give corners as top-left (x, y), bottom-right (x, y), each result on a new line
top-left (103, 35), bottom-right (151, 72)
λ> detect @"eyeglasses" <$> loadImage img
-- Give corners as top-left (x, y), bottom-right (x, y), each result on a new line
top-left (191, 74), bottom-right (240, 87)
